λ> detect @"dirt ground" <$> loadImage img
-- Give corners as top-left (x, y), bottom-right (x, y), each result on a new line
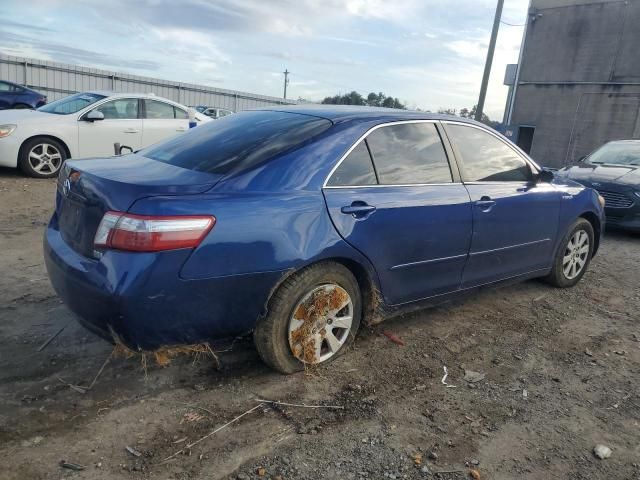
top-left (1, 167), bottom-right (639, 480)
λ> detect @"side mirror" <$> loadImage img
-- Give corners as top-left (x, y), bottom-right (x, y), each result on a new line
top-left (85, 110), bottom-right (104, 122)
top-left (537, 169), bottom-right (554, 183)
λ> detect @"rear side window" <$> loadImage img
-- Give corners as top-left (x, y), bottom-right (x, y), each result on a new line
top-left (174, 107), bottom-right (188, 119)
top-left (142, 110), bottom-right (332, 175)
top-left (366, 123), bottom-right (453, 184)
top-left (446, 124), bottom-right (532, 182)
top-left (145, 100), bottom-right (176, 119)
top-left (327, 142), bottom-right (377, 186)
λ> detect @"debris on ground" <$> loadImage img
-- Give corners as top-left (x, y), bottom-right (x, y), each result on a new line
top-left (469, 468), bottom-right (481, 479)
top-left (593, 444), bottom-right (612, 459)
top-left (441, 366), bottom-right (457, 388)
top-left (59, 460), bottom-right (85, 471)
top-left (125, 445), bottom-right (142, 457)
top-left (36, 321), bottom-right (70, 352)
top-left (381, 331), bottom-right (406, 346)
top-left (463, 370), bottom-right (486, 383)
top-left (412, 452), bottom-right (423, 465)
top-left (584, 348), bottom-right (593, 357)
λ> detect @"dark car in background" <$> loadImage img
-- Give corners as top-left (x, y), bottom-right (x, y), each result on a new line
top-left (0, 80), bottom-right (47, 110)
top-left (557, 140), bottom-right (640, 232)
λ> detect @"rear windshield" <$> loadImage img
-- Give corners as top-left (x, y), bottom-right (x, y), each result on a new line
top-left (141, 110), bottom-right (332, 175)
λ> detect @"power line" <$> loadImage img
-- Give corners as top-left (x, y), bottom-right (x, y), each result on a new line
top-left (500, 19), bottom-right (526, 26)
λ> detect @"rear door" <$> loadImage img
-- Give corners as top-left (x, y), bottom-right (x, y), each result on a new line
top-left (323, 121), bottom-right (472, 305)
top-left (141, 99), bottom-right (189, 147)
top-left (77, 98), bottom-right (143, 157)
top-left (442, 122), bottom-right (561, 287)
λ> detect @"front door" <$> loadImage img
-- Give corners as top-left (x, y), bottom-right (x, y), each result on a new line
top-left (443, 122), bottom-right (561, 288)
top-left (323, 122), bottom-right (472, 305)
top-left (78, 98), bottom-right (142, 157)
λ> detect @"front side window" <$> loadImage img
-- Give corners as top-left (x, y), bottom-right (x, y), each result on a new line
top-left (366, 122), bottom-right (453, 184)
top-left (145, 100), bottom-right (176, 119)
top-left (327, 142), bottom-right (377, 186)
top-left (38, 92), bottom-right (105, 115)
top-left (93, 99), bottom-right (138, 119)
top-left (447, 124), bottom-right (532, 182)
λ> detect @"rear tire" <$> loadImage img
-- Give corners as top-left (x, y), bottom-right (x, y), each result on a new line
top-left (254, 262), bottom-right (361, 374)
top-left (18, 137), bottom-right (67, 178)
top-left (544, 218), bottom-right (594, 288)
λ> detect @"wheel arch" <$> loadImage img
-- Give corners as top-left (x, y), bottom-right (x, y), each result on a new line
top-left (579, 211), bottom-right (601, 256)
top-left (261, 256), bottom-right (384, 328)
top-left (18, 134), bottom-right (72, 163)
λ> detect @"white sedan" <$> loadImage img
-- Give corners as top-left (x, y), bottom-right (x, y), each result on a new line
top-left (0, 91), bottom-right (210, 178)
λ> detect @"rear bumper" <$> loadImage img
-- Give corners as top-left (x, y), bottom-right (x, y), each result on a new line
top-left (44, 215), bottom-right (287, 350)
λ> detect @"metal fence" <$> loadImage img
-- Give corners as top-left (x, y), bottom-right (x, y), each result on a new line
top-left (0, 53), bottom-right (295, 111)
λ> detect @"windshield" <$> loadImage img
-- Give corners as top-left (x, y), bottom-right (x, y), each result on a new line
top-left (588, 142), bottom-right (640, 166)
top-left (141, 110), bottom-right (332, 175)
top-left (38, 93), bottom-right (106, 115)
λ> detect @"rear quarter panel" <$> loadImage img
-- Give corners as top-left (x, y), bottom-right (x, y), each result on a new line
top-left (129, 190), bottom-right (381, 285)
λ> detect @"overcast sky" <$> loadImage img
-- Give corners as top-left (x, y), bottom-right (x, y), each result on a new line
top-left (0, 0), bottom-right (529, 119)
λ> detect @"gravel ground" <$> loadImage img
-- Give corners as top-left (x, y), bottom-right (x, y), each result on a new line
top-left (0, 167), bottom-right (639, 480)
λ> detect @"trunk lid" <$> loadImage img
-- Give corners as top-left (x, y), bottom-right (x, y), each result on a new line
top-left (56, 154), bottom-right (222, 257)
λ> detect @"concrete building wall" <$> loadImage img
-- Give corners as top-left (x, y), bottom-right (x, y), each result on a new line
top-left (510, 0), bottom-right (640, 167)
top-left (0, 54), bottom-right (296, 111)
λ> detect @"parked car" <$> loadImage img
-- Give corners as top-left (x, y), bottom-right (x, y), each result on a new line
top-left (0, 91), bottom-right (209, 178)
top-left (44, 106), bottom-right (605, 374)
top-left (0, 80), bottom-right (47, 110)
top-left (202, 107), bottom-right (234, 119)
top-left (556, 140), bottom-right (640, 232)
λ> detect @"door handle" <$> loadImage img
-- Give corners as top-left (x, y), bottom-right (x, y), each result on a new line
top-left (176, 127), bottom-right (187, 132)
top-left (123, 129), bottom-right (139, 133)
top-left (475, 197), bottom-right (496, 211)
top-left (341, 202), bottom-right (376, 218)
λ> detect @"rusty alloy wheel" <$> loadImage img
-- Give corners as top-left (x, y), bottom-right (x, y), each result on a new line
top-left (287, 284), bottom-right (354, 364)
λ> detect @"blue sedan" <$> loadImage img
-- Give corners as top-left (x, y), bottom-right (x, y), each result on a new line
top-left (44, 106), bottom-right (605, 373)
top-left (0, 80), bottom-right (47, 109)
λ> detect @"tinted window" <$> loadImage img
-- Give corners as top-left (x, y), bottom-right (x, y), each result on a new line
top-left (174, 107), bottom-right (188, 119)
top-left (447, 124), bottom-right (532, 182)
top-left (142, 110), bottom-right (332, 175)
top-left (219, 109), bottom-right (233, 118)
top-left (327, 142), bottom-right (377, 186)
top-left (94, 98), bottom-right (138, 119)
top-left (366, 123), bottom-right (452, 184)
top-left (0, 81), bottom-right (19, 92)
top-left (145, 100), bottom-right (176, 119)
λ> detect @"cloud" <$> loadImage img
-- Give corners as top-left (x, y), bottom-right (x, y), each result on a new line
top-left (0, 31), bottom-right (160, 71)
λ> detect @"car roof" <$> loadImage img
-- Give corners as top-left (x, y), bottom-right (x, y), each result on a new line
top-left (254, 104), bottom-right (479, 125)
top-left (85, 91), bottom-right (180, 102)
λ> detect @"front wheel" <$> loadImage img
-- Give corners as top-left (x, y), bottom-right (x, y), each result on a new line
top-left (18, 137), bottom-right (67, 178)
top-left (254, 262), bottom-right (361, 374)
top-left (545, 218), bottom-right (594, 288)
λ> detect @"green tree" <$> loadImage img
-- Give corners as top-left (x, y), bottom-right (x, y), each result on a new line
top-left (322, 91), bottom-right (406, 109)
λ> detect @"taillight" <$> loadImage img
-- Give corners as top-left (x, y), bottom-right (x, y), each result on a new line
top-left (94, 211), bottom-right (215, 252)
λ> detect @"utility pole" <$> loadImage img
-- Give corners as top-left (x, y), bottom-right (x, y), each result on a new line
top-left (283, 69), bottom-right (290, 100)
top-left (475, 0), bottom-right (504, 122)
